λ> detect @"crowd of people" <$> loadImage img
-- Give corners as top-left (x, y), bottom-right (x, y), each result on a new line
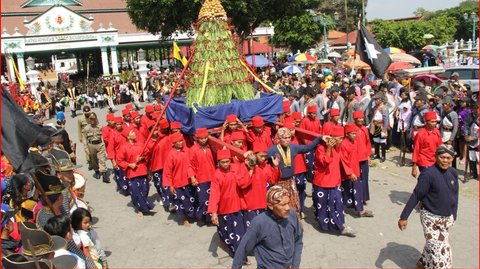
top-left (1, 59), bottom-right (477, 269)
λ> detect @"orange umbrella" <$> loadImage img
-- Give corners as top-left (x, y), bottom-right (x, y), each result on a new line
top-left (387, 61), bottom-right (414, 72)
top-left (342, 56), bottom-right (371, 70)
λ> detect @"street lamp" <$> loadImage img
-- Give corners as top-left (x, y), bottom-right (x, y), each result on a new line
top-left (312, 12), bottom-right (335, 59)
top-left (26, 56), bottom-right (35, 71)
top-left (137, 48), bottom-right (146, 62)
top-left (464, 12), bottom-right (478, 47)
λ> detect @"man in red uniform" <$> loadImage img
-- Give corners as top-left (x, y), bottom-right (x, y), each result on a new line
top-left (313, 126), bottom-right (356, 237)
top-left (141, 105), bottom-right (155, 128)
top-left (239, 142), bottom-right (280, 227)
top-left (221, 114), bottom-right (248, 145)
top-left (245, 116), bottom-right (272, 150)
top-left (107, 116), bottom-right (129, 195)
top-left (208, 149), bottom-right (248, 258)
top-left (411, 111), bottom-right (443, 178)
top-left (353, 110), bottom-right (372, 204)
top-left (278, 100), bottom-right (291, 123)
top-left (163, 132), bottom-right (195, 226)
top-left (116, 128), bottom-right (154, 216)
top-left (188, 128), bottom-right (216, 226)
top-left (339, 124), bottom-right (374, 217)
top-left (130, 111), bottom-right (145, 144)
top-left (121, 108), bottom-right (131, 129)
top-left (230, 131), bottom-right (248, 154)
top-left (300, 105), bottom-right (322, 134)
top-left (147, 119), bottom-right (173, 211)
top-left (322, 108), bottom-right (341, 135)
top-left (102, 113), bottom-right (115, 150)
top-left (291, 112), bottom-right (302, 127)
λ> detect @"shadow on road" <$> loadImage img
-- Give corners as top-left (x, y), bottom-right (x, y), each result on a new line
top-left (389, 190), bottom-right (411, 205)
top-left (375, 242), bottom-right (421, 268)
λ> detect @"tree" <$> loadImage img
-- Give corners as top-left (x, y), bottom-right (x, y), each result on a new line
top-left (317, 0), bottom-right (369, 33)
top-left (270, 13), bottom-right (322, 52)
top-left (126, 0), bottom-right (310, 39)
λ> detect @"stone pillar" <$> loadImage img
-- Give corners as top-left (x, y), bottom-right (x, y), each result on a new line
top-left (100, 46), bottom-right (110, 76)
top-left (110, 46), bottom-right (119, 75)
top-left (467, 39), bottom-right (473, 50)
top-left (16, 53), bottom-right (27, 82)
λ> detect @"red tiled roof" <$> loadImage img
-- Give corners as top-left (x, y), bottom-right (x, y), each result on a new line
top-left (329, 27), bottom-right (375, 46)
top-left (242, 40), bottom-right (280, 54)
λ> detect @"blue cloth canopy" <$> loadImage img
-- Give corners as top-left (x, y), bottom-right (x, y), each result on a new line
top-left (164, 93), bottom-right (284, 134)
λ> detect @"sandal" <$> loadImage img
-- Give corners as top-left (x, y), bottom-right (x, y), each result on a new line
top-left (359, 210), bottom-right (374, 217)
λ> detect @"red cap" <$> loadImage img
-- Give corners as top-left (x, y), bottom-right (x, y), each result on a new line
top-left (330, 109), bottom-right (340, 117)
top-left (217, 149), bottom-right (231, 161)
top-left (253, 142), bottom-right (268, 153)
top-left (283, 100), bottom-right (291, 113)
top-left (345, 123), bottom-right (358, 133)
top-left (131, 111), bottom-right (141, 119)
top-left (226, 114), bottom-right (237, 123)
top-left (353, 110), bottom-right (364, 119)
top-left (154, 105), bottom-right (162, 111)
top-left (114, 116), bottom-right (123, 123)
top-left (106, 113), bottom-right (115, 121)
top-left (284, 118), bottom-right (295, 130)
top-left (145, 105), bottom-right (154, 113)
top-left (331, 126), bottom-right (344, 137)
top-left (151, 112), bottom-right (160, 120)
top-left (292, 112), bottom-right (302, 120)
top-left (159, 119), bottom-right (170, 129)
top-left (121, 109), bottom-right (130, 116)
top-left (196, 128), bottom-right (208, 138)
top-left (121, 128), bottom-right (132, 138)
top-left (251, 116), bottom-right (264, 128)
top-left (425, 111), bottom-right (437, 121)
top-left (307, 105), bottom-right (317, 113)
top-left (230, 131), bottom-right (245, 141)
top-left (170, 132), bottom-right (183, 143)
top-left (125, 104), bottom-right (133, 111)
top-left (170, 121), bottom-right (181, 130)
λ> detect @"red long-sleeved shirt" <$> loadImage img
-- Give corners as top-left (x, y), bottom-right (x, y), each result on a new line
top-left (208, 164), bottom-right (248, 215)
top-left (245, 127), bottom-right (273, 150)
top-left (238, 163), bottom-right (280, 210)
top-left (339, 138), bottom-right (360, 179)
top-left (117, 141), bottom-right (149, 179)
top-left (107, 130), bottom-right (126, 160)
top-left (101, 126), bottom-right (115, 148)
top-left (130, 124), bottom-right (145, 144)
top-left (355, 125), bottom-right (372, 161)
top-left (223, 129), bottom-right (248, 151)
top-left (163, 148), bottom-right (190, 188)
top-left (140, 115), bottom-right (155, 130)
top-left (147, 134), bottom-right (172, 172)
top-left (322, 121), bottom-right (341, 136)
top-left (187, 143), bottom-right (216, 184)
top-left (291, 136), bottom-right (308, 174)
top-left (412, 128), bottom-right (443, 167)
top-left (313, 143), bottom-right (341, 188)
top-left (299, 117), bottom-right (322, 134)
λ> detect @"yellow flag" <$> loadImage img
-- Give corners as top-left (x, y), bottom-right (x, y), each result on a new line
top-left (173, 42), bottom-right (188, 66)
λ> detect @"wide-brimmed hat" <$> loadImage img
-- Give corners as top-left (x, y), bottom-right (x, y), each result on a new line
top-left (34, 171), bottom-right (66, 196)
top-left (441, 96), bottom-right (455, 106)
top-left (2, 253), bottom-right (53, 269)
top-left (50, 148), bottom-right (81, 172)
top-left (53, 255), bottom-right (78, 269)
top-left (29, 151), bottom-right (50, 168)
top-left (1, 207), bottom-right (17, 229)
top-left (18, 222), bottom-right (67, 257)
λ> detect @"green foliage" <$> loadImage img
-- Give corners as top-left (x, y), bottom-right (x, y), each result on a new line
top-left (185, 19), bottom-right (253, 107)
top-left (371, 16), bottom-right (458, 51)
top-left (271, 13), bottom-right (322, 52)
top-left (126, 0), bottom-right (310, 39)
top-left (119, 70), bottom-right (135, 83)
top-left (317, 0), bottom-right (369, 33)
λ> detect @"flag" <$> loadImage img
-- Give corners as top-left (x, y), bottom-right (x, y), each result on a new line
top-left (1, 89), bottom-right (51, 173)
top-left (355, 22), bottom-right (392, 79)
top-left (173, 42), bottom-right (188, 66)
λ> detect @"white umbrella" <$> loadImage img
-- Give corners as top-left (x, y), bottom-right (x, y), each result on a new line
top-left (282, 65), bottom-right (304, 74)
top-left (327, 51), bottom-right (341, 58)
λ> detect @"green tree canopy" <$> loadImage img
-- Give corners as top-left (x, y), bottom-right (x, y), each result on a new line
top-left (126, 0), bottom-right (311, 39)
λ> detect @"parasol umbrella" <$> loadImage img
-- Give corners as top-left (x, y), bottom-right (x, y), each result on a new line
top-left (390, 53), bottom-right (421, 64)
top-left (423, 34), bottom-right (435, 39)
top-left (412, 74), bottom-right (443, 87)
top-left (287, 53), bottom-right (301, 61)
top-left (294, 53), bottom-right (317, 63)
top-left (387, 61), bottom-right (415, 72)
top-left (245, 55), bottom-right (270, 68)
top-left (282, 65), bottom-right (304, 74)
top-left (316, 58), bottom-right (334, 64)
top-left (327, 51), bottom-right (341, 58)
top-left (422, 44), bottom-right (440, 51)
top-left (342, 56), bottom-right (371, 70)
top-left (384, 47), bottom-right (406, 54)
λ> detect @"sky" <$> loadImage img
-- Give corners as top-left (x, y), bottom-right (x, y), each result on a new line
top-left (366, 0), bottom-right (464, 20)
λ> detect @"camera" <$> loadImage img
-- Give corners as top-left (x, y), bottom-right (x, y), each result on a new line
top-left (248, 155), bottom-right (257, 167)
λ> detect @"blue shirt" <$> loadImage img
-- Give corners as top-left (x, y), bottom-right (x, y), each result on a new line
top-left (268, 136), bottom-right (322, 179)
top-left (232, 209), bottom-right (303, 269)
top-left (400, 164), bottom-right (459, 220)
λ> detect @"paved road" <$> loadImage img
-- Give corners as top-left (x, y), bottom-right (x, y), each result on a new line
top-left (49, 104), bottom-right (479, 268)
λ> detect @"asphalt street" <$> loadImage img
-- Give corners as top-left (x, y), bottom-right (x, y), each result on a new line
top-left (47, 103), bottom-right (479, 268)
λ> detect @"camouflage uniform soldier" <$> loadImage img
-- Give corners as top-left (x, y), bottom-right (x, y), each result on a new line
top-left (83, 113), bottom-right (110, 183)
top-left (78, 105), bottom-right (93, 170)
